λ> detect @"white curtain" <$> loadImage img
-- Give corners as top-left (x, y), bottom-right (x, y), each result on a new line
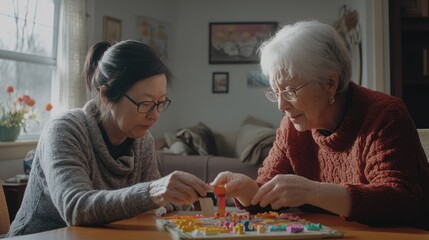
top-left (56, 0), bottom-right (87, 111)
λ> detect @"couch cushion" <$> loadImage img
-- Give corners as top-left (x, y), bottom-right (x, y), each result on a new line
top-left (206, 156), bottom-right (259, 182)
top-left (156, 151), bottom-right (209, 180)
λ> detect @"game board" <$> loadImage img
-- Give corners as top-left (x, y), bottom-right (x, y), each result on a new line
top-left (156, 210), bottom-right (343, 240)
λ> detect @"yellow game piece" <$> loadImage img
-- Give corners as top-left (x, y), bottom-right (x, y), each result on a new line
top-left (203, 227), bottom-right (220, 235)
top-left (181, 225), bottom-right (195, 232)
top-left (234, 224), bottom-right (245, 234)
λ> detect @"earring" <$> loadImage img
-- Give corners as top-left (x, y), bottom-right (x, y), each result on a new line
top-left (329, 96), bottom-right (335, 104)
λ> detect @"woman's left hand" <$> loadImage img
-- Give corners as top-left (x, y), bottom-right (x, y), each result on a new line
top-left (251, 174), bottom-right (318, 209)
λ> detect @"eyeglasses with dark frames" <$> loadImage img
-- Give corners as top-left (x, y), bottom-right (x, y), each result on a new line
top-left (264, 81), bottom-right (311, 102)
top-left (122, 93), bottom-right (171, 114)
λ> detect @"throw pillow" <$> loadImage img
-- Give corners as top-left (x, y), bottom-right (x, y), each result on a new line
top-left (164, 131), bottom-right (177, 147)
top-left (235, 123), bottom-right (275, 165)
top-left (168, 141), bottom-right (191, 155)
top-left (176, 122), bottom-right (217, 155)
top-left (242, 116), bottom-right (272, 128)
top-left (256, 135), bottom-right (276, 165)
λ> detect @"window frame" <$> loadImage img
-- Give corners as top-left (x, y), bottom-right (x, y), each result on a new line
top-left (0, 0), bottom-right (60, 65)
top-left (0, 0), bottom-right (60, 141)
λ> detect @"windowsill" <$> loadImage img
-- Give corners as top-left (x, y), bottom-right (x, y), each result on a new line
top-left (0, 139), bottom-right (38, 161)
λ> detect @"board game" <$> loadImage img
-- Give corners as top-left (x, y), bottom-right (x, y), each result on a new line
top-left (156, 210), bottom-right (343, 240)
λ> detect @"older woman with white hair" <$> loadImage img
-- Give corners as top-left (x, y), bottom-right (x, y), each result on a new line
top-left (213, 20), bottom-right (429, 230)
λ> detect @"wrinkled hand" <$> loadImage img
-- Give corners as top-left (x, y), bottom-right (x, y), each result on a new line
top-left (211, 171), bottom-right (259, 207)
top-left (149, 171), bottom-right (209, 206)
top-left (251, 174), bottom-right (318, 209)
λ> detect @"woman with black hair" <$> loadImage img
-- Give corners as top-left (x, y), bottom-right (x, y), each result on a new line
top-left (8, 40), bottom-right (209, 236)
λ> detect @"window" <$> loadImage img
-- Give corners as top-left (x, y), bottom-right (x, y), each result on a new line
top-left (0, 0), bottom-right (59, 139)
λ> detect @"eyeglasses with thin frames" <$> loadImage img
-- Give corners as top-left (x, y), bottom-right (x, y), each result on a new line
top-left (122, 93), bottom-right (171, 114)
top-left (264, 81), bottom-right (311, 102)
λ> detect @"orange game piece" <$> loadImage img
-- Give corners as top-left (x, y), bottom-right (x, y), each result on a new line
top-left (213, 185), bottom-right (226, 217)
top-left (213, 185), bottom-right (226, 195)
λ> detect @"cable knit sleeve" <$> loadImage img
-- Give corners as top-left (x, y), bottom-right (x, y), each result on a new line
top-left (38, 114), bottom-right (159, 227)
top-left (234, 117), bottom-right (295, 213)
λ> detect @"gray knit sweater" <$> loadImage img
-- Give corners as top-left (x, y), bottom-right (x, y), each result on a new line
top-left (8, 100), bottom-right (161, 236)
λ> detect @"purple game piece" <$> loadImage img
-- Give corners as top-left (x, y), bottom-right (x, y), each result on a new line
top-left (287, 224), bottom-right (304, 233)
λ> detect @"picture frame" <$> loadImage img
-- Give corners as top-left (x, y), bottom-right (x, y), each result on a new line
top-left (103, 16), bottom-right (122, 42)
top-left (212, 72), bottom-right (229, 93)
top-left (136, 16), bottom-right (172, 62)
top-left (209, 22), bottom-right (278, 64)
top-left (334, 5), bottom-right (362, 85)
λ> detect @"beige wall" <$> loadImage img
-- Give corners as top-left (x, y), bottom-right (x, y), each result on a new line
top-left (0, 0), bottom-right (387, 180)
top-left (88, 0), bottom-right (384, 138)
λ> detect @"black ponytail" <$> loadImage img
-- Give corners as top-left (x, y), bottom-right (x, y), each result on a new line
top-left (82, 41), bottom-right (112, 92)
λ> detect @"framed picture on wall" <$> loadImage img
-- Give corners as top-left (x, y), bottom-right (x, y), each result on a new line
top-left (103, 16), bottom-right (122, 42)
top-left (136, 16), bottom-right (172, 62)
top-left (209, 22), bottom-right (278, 64)
top-left (212, 72), bottom-right (229, 93)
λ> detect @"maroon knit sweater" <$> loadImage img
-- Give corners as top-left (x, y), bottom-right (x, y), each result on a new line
top-left (242, 83), bottom-right (429, 229)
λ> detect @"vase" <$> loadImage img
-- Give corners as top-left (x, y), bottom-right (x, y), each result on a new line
top-left (0, 126), bottom-right (21, 142)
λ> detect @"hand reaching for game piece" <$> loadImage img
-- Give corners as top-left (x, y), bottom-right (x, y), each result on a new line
top-left (211, 171), bottom-right (259, 207)
top-left (251, 174), bottom-right (317, 209)
top-left (149, 171), bottom-right (210, 206)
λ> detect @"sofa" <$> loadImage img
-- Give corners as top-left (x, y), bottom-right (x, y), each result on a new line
top-left (155, 117), bottom-right (277, 183)
top-left (156, 153), bottom-right (260, 184)
top-left (156, 124), bottom-right (429, 184)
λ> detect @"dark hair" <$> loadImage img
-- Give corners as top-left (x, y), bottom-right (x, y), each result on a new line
top-left (83, 40), bottom-right (172, 103)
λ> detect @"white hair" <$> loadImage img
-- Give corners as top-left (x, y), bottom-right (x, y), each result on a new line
top-left (258, 20), bottom-right (351, 94)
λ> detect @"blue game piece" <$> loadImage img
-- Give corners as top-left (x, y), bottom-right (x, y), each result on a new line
top-left (243, 220), bottom-right (255, 231)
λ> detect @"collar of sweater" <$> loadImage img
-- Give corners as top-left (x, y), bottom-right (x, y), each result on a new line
top-left (312, 83), bottom-right (367, 151)
top-left (83, 100), bottom-right (136, 176)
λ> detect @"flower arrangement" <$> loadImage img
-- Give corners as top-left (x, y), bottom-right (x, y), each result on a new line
top-left (0, 85), bottom-right (53, 133)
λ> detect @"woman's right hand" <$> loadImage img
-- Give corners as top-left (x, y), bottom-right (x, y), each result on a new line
top-left (211, 171), bottom-right (259, 207)
top-left (149, 171), bottom-right (209, 206)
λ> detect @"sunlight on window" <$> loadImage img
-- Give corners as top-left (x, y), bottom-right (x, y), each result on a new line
top-left (0, 0), bottom-right (58, 139)
top-left (0, 0), bottom-right (55, 56)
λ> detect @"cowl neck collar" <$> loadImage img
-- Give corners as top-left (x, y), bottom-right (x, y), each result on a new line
top-left (312, 83), bottom-right (366, 151)
top-left (83, 100), bottom-right (136, 176)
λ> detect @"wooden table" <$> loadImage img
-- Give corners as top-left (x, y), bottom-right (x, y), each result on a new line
top-left (7, 211), bottom-right (429, 240)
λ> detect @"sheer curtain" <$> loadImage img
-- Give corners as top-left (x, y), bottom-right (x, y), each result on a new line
top-left (55, 0), bottom-right (87, 111)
